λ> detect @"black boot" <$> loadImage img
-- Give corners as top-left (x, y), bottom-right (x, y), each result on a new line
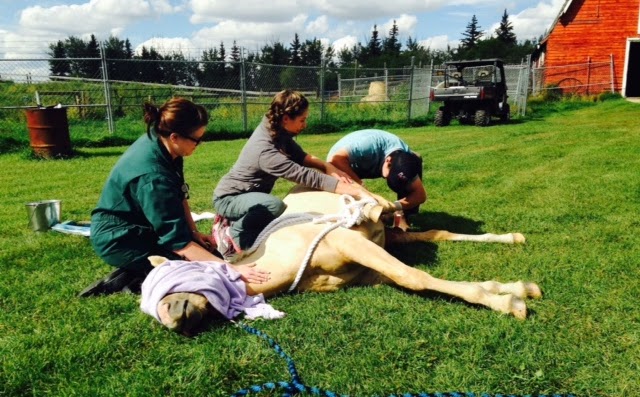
top-left (78, 267), bottom-right (147, 297)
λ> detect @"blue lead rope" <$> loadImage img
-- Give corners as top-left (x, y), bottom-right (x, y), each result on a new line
top-left (232, 322), bottom-right (577, 397)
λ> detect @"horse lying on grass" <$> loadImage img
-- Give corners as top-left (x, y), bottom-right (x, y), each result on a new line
top-left (144, 186), bottom-right (541, 335)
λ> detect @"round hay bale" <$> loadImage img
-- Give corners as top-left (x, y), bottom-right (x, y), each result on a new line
top-left (361, 81), bottom-right (389, 104)
top-left (368, 81), bottom-right (386, 96)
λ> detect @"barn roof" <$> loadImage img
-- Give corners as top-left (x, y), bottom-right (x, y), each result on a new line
top-left (539, 0), bottom-right (575, 44)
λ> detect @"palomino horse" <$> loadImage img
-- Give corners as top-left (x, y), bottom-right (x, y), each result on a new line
top-left (149, 186), bottom-right (540, 335)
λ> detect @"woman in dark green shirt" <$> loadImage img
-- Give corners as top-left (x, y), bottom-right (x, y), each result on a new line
top-left (81, 98), bottom-right (268, 297)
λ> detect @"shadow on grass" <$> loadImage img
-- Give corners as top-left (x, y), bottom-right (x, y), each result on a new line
top-left (386, 211), bottom-right (488, 267)
top-left (415, 210), bottom-right (487, 234)
top-left (71, 149), bottom-right (125, 158)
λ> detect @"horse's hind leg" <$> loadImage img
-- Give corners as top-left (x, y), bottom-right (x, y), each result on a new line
top-left (474, 280), bottom-right (542, 299)
top-left (336, 237), bottom-right (531, 318)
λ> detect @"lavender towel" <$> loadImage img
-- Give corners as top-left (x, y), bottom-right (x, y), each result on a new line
top-left (140, 260), bottom-right (285, 322)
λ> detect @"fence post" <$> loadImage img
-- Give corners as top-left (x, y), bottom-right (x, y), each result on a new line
top-left (407, 56), bottom-right (415, 121)
top-left (427, 59), bottom-right (434, 114)
top-left (241, 48), bottom-right (248, 133)
top-left (521, 54), bottom-right (531, 117)
top-left (610, 54), bottom-right (615, 93)
top-left (337, 73), bottom-right (341, 99)
top-left (586, 56), bottom-right (591, 95)
top-left (353, 60), bottom-right (358, 95)
top-left (384, 68), bottom-right (388, 98)
top-left (99, 42), bottom-right (115, 134)
top-left (320, 58), bottom-right (326, 122)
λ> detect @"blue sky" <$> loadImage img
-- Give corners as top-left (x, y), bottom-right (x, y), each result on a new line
top-left (0, 0), bottom-right (566, 59)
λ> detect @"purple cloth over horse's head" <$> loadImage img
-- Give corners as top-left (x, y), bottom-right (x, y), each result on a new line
top-left (140, 260), bottom-right (269, 322)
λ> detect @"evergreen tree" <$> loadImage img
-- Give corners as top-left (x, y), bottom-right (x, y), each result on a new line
top-left (495, 9), bottom-right (517, 45)
top-left (260, 41), bottom-right (290, 65)
top-left (229, 40), bottom-right (242, 79)
top-left (198, 48), bottom-right (219, 87)
top-left (230, 41), bottom-right (241, 62)
top-left (219, 41), bottom-right (226, 62)
top-left (48, 40), bottom-right (70, 76)
top-left (336, 46), bottom-right (355, 67)
top-left (405, 36), bottom-right (420, 52)
top-left (300, 38), bottom-right (323, 66)
top-left (259, 41), bottom-right (289, 91)
top-left (218, 41), bottom-right (227, 81)
top-left (461, 15), bottom-right (483, 48)
top-left (103, 35), bottom-right (131, 81)
top-left (290, 33), bottom-right (302, 65)
top-left (64, 36), bottom-right (89, 76)
top-left (367, 24), bottom-right (382, 58)
top-left (124, 39), bottom-right (134, 59)
top-left (383, 20), bottom-right (401, 57)
top-left (324, 44), bottom-right (336, 67)
top-left (135, 45), bottom-right (164, 83)
top-left (83, 34), bottom-right (101, 78)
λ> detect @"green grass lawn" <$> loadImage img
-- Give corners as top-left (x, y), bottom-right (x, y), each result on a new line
top-left (1, 98), bottom-right (639, 396)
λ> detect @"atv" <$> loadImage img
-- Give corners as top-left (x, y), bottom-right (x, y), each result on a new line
top-left (430, 58), bottom-right (510, 127)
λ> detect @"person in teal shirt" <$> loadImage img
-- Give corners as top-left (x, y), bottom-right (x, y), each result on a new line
top-left (81, 98), bottom-right (268, 297)
top-left (326, 129), bottom-right (427, 229)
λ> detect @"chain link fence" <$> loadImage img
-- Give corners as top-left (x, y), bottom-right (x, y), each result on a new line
top-left (1, 55), bottom-right (531, 135)
top-left (531, 59), bottom-right (614, 96)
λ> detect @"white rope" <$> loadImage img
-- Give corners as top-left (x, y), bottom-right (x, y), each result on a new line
top-left (288, 195), bottom-right (377, 292)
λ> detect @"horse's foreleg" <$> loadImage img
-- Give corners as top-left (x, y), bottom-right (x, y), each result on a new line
top-left (474, 280), bottom-right (542, 299)
top-left (385, 229), bottom-right (526, 245)
top-left (336, 238), bottom-right (529, 318)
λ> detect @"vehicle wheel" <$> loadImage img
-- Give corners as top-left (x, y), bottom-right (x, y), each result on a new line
top-left (434, 110), bottom-right (450, 127)
top-left (474, 109), bottom-right (490, 127)
top-left (500, 103), bottom-right (511, 123)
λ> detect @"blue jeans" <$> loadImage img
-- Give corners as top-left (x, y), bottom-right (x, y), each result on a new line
top-left (214, 192), bottom-right (286, 250)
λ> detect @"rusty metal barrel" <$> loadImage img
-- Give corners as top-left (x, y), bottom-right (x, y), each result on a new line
top-left (25, 107), bottom-right (72, 158)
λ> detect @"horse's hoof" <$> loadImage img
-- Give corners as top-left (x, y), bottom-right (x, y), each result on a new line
top-left (157, 292), bottom-right (211, 336)
top-left (525, 282), bottom-right (542, 299)
top-left (511, 297), bottom-right (527, 320)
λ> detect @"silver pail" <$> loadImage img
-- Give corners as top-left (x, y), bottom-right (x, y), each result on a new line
top-left (25, 200), bottom-right (61, 232)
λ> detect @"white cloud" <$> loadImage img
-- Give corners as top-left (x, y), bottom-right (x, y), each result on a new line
top-left (306, 15), bottom-right (329, 35)
top-left (331, 35), bottom-right (358, 53)
top-left (190, 0), bottom-right (300, 23)
top-left (191, 14), bottom-right (308, 53)
top-left (135, 37), bottom-right (196, 57)
top-left (419, 35), bottom-right (456, 51)
top-left (510, 0), bottom-right (565, 40)
top-left (381, 14), bottom-right (418, 38)
top-left (303, 0), bottom-right (446, 19)
top-left (18, 0), bottom-right (177, 38)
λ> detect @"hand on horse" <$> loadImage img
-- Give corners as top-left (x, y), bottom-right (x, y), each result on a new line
top-left (192, 230), bottom-right (216, 253)
top-left (377, 198), bottom-right (400, 214)
top-left (232, 263), bottom-right (270, 284)
top-left (325, 162), bottom-right (353, 184)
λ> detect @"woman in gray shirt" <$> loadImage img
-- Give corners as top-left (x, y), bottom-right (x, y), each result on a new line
top-left (213, 90), bottom-right (366, 259)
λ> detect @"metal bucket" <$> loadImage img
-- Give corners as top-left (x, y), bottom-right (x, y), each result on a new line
top-left (25, 200), bottom-right (61, 231)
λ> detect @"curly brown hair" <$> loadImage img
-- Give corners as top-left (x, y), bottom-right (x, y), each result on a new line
top-left (265, 90), bottom-right (309, 138)
top-left (143, 97), bottom-right (209, 140)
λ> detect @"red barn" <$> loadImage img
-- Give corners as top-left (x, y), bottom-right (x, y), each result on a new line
top-left (533, 0), bottom-right (640, 97)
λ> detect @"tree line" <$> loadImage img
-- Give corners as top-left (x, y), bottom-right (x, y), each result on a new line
top-left (47, 10), bottom-right (536, 91)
